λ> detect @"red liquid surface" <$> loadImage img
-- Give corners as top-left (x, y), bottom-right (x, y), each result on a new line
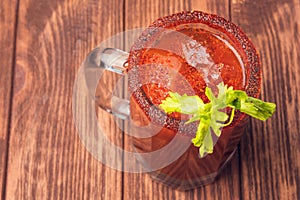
top-left (135, 26), bottom-right (245, 118)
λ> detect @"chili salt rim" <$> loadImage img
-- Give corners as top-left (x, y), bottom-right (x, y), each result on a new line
top-left (127, 10), bottom-right (261, 135)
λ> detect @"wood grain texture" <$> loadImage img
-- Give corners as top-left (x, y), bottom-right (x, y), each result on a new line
top-left (0, 0), bottom-right (18, 199)
top-left (3, 0), bottom-right (299, 199)
top-left (231, 0), bottom-right (300, 199)
top-left (5, 0), bottom-right (124, 199)
top-left (123, 0), bottom-right (241, 199)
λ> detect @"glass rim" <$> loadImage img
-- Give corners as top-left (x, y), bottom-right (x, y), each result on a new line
top-left (127, 10), bottom-right (261, 135)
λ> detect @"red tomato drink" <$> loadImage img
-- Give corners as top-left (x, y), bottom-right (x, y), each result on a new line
top-left (126, 11), bottom-right (261, 190)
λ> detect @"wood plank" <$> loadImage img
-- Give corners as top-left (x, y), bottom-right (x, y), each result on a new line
top-left (231, 0), bottom-right (300, 199)
top-left (0, 0), bottom-right (18, 199)
top-left (123, 1), bottom-right (241, 199)
top-left (5, 0), bottom-right (124, 199)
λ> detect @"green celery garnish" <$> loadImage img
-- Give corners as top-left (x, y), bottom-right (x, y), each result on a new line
top-left (159, 82), bottom-right (276, 157)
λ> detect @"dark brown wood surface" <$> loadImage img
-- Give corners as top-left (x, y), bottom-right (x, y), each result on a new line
top-left (3, 0), bottom-right (124, 199)
top-left (0, 0), bottom-right (18, 199)
top-left (0, 0), bottom-right (299, 199)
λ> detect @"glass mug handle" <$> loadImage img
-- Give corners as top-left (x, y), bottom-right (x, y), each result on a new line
top-left (84, 47), bottom-right (130, 119)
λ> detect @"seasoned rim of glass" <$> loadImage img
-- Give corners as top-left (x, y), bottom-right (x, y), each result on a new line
top-left (127, 10), bottom-right (261, 135)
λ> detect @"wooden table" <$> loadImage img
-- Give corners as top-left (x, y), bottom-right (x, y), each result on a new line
top-left (1, 0), bottom-right (299, 199)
